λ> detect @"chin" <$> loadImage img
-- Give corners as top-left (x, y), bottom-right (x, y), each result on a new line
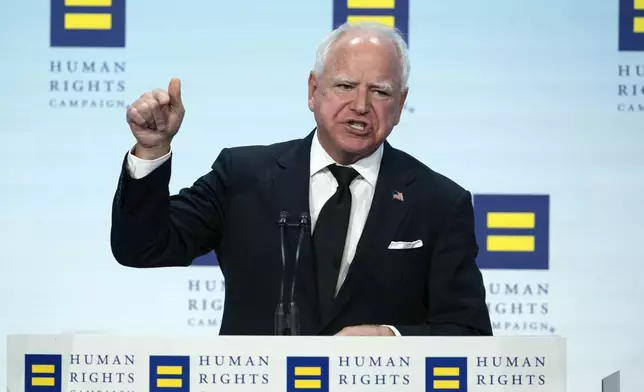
top-left (338, 138), bottom-right (374, 158)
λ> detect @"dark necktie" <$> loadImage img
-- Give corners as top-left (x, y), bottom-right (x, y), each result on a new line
top-left (312, 164), bottom-right (360, 316)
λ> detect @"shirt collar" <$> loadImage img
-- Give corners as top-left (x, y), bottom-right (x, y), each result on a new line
top-left (310, 129), bottom-right (383, 188)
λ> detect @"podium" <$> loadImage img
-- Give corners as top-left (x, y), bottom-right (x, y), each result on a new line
top-left (7, 334), bottom-right (566, 392)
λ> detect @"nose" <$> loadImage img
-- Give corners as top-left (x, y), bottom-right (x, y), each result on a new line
top-left (350, 86), bottom-right (370, 114)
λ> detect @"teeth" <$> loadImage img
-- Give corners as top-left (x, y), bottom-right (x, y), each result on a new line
top-left (348, 121), bottom-right (365, 130)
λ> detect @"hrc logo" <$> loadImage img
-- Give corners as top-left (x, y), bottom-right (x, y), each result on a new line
top-left (425, 357), bottom-right (467, 392)
top-left (333, 0), bottom-right (410, 45)
top-left (619, 0), bottom-right (644, 50)
top-left (50, 0), bottom-right (126, 47)
top-left (191, 250), bottom-right (219, 266)
top-left (149, 355), bottom-right (190, 392)
top-left (473, 194), bottom-right (549, 270)
top-left (286, 357), bottom-right (329, 392)
top-left (25, 354), bottom-right (62, 392)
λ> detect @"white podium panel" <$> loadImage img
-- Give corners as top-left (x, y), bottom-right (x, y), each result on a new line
top-left (7, 335), bottom-right (566, 392)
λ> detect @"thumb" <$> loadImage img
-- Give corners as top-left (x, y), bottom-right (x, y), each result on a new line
top-left (168, 77), bottom-right (182, 108)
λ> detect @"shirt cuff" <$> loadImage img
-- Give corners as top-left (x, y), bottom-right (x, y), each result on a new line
top-left (126, 146), bottom-right (171, 179)
top-left (382, 325), bottom-right (401, 336)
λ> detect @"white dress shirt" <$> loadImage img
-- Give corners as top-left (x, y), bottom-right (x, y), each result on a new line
top-left (307, 132), bottom-right (382, 293)
top-left (125, 132), bottom-right (400, 335)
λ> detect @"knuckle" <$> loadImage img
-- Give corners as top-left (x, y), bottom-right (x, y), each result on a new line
top-left (145, 98), bottom-right (158, 109)
top-left (137, 100), bottom-right (151, 112)
top-left (152, 89), bottom-right (168, 102)
top-left (129, 111), bottom-right (140, 120)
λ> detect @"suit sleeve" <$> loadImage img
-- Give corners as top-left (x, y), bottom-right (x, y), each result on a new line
top-left (110, 148), bottom-right (232, 268)
top-left (393, 190), bottom-right (493, 336)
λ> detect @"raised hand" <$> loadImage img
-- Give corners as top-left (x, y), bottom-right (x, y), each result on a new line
top-left (126, 78), bottom-right (185, 159)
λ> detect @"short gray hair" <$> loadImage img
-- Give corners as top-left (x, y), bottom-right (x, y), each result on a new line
top-left (312, 22), bottom-right (410, 91)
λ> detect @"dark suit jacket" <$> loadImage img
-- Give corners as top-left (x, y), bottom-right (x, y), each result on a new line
top-left (110, 130), bottom-right (493, 336)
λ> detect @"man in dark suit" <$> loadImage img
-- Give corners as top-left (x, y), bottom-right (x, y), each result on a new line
top-left (111, 22), bottom-right (492, 337)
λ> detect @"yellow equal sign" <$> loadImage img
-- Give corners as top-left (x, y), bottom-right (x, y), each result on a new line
top-left (346, 0), bottom-right (395, 27)
top-left (486, 212), bottom-right (535, 252)
top-left (64, 0), bottom-right (112, 30)
top-left (633, 0), bottom-right (644, 32)
top-left (156, 365), bottom-right (183, 388)
top-left (431, 366), bottom-right (460, 390)
top-left (30, 364), bottom-right (56, 387)
top-left (294, 366), bottom-right (322, 389)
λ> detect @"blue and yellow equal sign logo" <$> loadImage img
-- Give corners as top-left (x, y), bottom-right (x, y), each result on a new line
top-left (425, 357), bottom-right (467, 392)
top-left (473, 194), bottom-right (549, 270)
top-left (333, 0), bottom-right (410, 45)
top-left (50, 0), bottom-right (126, 47)
top-left (149, 355), bottom-right (190, 392)
top-left (619, 0), bottom-right (644, 51)
top-left (286, 357), bottom-right (329, 392)
top-left (25, 354), bottom-right (62, 392)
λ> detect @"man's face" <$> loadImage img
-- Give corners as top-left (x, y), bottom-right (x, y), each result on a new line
top-left (308, 32), bottom-right (408, 164)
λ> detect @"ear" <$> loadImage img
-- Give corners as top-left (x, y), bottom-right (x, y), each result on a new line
top-left (393, 87), bottom-right (409, 125)
top-left (308, 71), bottom-right (318, 112)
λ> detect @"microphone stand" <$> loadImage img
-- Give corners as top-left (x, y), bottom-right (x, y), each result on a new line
top-left (275, 211), bottom-right (290, 336)
top-left (287, 213), bottom-right (309, 335)
top-left (274, 211), bottom-right (310, 336)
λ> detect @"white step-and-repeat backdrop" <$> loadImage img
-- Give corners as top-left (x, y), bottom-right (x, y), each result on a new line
top-left (1, 0), bottom-right (643, 391)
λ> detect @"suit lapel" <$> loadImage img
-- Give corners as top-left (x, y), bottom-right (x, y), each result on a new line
top-left (270, 133), bottom-right (312, 233)
top-left (317, 142), bottom-right (416, 332)
top-left (268, 131), bottom-right (321, 327)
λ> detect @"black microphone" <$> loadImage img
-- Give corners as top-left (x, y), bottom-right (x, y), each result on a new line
top-left (286, 212), bottom-right (310, 336)
top-left (274, 210), bottom-right (290, 336)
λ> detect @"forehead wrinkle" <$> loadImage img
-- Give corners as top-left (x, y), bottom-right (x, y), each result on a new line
top-left (322, 35), bottom-right (403, 90)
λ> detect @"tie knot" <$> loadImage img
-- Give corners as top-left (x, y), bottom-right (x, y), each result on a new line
top-left (328, 165), bottom-right (360, 187)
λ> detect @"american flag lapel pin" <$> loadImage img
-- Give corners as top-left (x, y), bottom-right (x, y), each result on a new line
top-left (392, 190), bottom-right (404, 202)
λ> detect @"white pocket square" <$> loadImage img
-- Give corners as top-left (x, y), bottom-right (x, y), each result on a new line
top-left (388, 240), bottom-right (423, 249)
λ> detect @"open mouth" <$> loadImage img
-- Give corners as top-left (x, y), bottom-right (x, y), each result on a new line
top-left (347, 120), bottom-right (368, 132)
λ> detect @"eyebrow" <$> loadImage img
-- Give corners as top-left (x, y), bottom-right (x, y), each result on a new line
top-left (331, 76), bottom-right (395, 93)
